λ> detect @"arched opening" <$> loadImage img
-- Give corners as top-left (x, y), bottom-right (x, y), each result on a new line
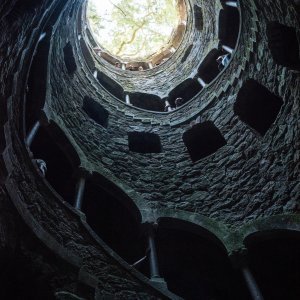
top-left (82, 174), bottom-right (144, 264)
top-left (30, 123), bottom-right (80, 204)
top-left (86, 28), bottom-right (98, 48)
top-left (267, 22), bottom-right (300, 70)
top-left (168, 79), bottom-right (201, 107)
top-left (26, 28), bottom-right (52, 133)
top-left (234, 79), bottom-right (283, 136)
top-left (198, 48), bottom-right (224, 84)
top-left (82, 96), bottom-right (109, 128)
top-left (182, 121), bottom-right (227, 162)
top-left (96, 70), bottom-right (124, 99)
top-left (129, 93), bottom-right (164, 111)
top-left (80, 38), bottom-right (95, 71)
top-left (128, 132), bottom-right (162, 154)
top-left (181, 44), bottom-right (193, 63)
top-left (155, 218), bottom-right (249, 300)
top-left (245, 230), bottom-right (300, 300)
top-left (63, 42), bottom-right (77, 75)
top-left (77, 6), bottom-right (83, 35)
top-left (218, 6), bottom-right (240, 49)
top-left (194, 5), bottom-right (203, 31)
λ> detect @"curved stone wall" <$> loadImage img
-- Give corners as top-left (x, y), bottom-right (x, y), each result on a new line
top-left (1, 0), bottom-right (300, 299)
top-left (47, 0), bottom-right (299, 227)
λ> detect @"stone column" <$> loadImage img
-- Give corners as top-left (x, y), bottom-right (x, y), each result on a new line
top-left (164, 100), bottom-right (173, 112)
top-left (225, 1), bottom-right (238, 7)
top-left (197, 77), bottom-right (206, 87)
top-left (38, 32), bottom-right (47, 42)
top-left (146, 223), bottom-right (167, 289)
top-left (148, 226), bottom-right (160, 279)
top-left (231, 250), bottom-right (264, 300)
top-left (242, 266), bottom-right (264, 300)
top-left (26, 120), bottom-right (41, 147)
top-left (125, 94), bottom-right (131, 105)
top-left (222, 45), bottom-right (234, 54)
top-left (74, 175), bottom-right (86, 210)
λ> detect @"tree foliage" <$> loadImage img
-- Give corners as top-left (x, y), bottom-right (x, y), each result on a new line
top-left (87, 0), bottom-right (180, 61)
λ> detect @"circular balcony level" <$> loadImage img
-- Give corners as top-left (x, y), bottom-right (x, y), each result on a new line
top-left (80, 0), bottom-right (241, 114)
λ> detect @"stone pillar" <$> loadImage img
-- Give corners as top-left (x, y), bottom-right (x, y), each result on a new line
top-left (125, 94), bottom-right (131, 105)
top-left (165, 100), bottom-right (173, 112)
top-left (197, 77), bottom-right (206, 87)
top-left (230, 250), bottom-right (264, 300)
top-left (26, 120), bottom-right (41, 147)
top-left (225, 1), bottom-right (238, 7)
top-left (222, 45), bottom-right (234, 54)
top-left (146, 223), bottom-right (167, 289)
top-left (74, 176), bottom-right (86, 210)
top-left (242, 266), bottom-right (264, 300)
top-left (38, 32), bottom-right (46, 42)
top-left (148, 227), bottom-right (160, 278)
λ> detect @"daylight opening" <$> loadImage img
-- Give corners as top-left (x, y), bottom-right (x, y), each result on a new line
top-left (87, 0), bottom-right (186, 64)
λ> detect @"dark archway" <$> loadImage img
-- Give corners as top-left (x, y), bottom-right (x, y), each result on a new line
top-left (168, 79), bottom-right (201, 106)
top-left (129, 93), bottom-right (164, 111)
top-left (30, 122), bottom-right (80, 204)
top-left (25, 28), bottom-right (52, 133)
top-left (194, 5), bottom-right (203, 31)
top-left (82, 174), bottom-right (144, 264)
top-left (96, 70), bottom-right (124, 100)
top-left (218, 6), bottom-right (240, 49)
top-left (181, 44), bottom-right (193, 63)
top-left (234, 79), bottom-right (283, 136)
top-left (155, 218), bottom-right (249, 300)
top-left (63, 42), bottom-right (77, 75)
top-left (245, 230), bottom-right (300, 300)
top-left (82, 96), bottom-right (109, 128)
top-left (198, 48), bottom-right (224, 84)
top-left (128, 132), bottom-right (162, 154)
top-left (266, 22), bottom-right (300, 70)
top-left (80, 38), bottom-right (95, 71)
top-left (183, 121), bottom-right (227, 162)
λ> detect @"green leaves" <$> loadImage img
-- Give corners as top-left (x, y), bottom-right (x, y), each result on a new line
top-left (87, 0), bottom-right (180, 61)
